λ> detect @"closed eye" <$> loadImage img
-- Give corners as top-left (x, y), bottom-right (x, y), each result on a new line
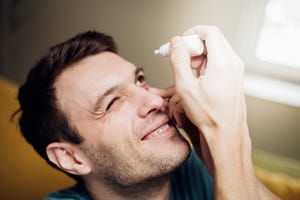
top-left (106, 97), bottom-right (120, 111)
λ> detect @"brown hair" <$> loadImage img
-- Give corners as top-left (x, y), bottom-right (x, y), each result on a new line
top-left (17, 31), bottom-right (117, 180)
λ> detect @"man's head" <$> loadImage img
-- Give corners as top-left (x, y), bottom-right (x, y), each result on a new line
top-left (18, 31), bottom-right (190, 186)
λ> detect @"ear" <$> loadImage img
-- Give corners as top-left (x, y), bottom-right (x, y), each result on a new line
top-left (46, 142), bottom-right (91, 176)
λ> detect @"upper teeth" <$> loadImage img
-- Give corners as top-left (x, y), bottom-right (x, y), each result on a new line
top-left (153, 123), bottom-right (169, 136)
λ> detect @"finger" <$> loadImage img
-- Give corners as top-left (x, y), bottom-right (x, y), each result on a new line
top-left (194, 57), bottom-right (207, 78)
top-left (149, 86), bottom-right (175, 99)
top-left (168, 94), bottom-right (185, 128)
top-left (190, 54), bottom-right (207, 78)
top-left (190, 54), bottom-right (206, 70)
top-left (168, 94), bottom-right (180, 119)
top-left (200, 57), bottom-right (207, 76)
top-left (173, 105), bottom-right (185, 128)
top-left (169, 36), bottom-right (195, 85)
top-left (183, 25), bottom-right (231, 71)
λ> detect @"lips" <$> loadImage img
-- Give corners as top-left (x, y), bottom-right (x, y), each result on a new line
top-left (141, 119), bottom-right (174, 141)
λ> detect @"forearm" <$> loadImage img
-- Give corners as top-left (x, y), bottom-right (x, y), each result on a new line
top-left (207, 125), bottom-right (260, 200)
top-left (194, 125), bottom-right (280, 200)
top-left (166, 25), bottom-right (280, 199)
top-left (214, 158), bottom-right (259, 200)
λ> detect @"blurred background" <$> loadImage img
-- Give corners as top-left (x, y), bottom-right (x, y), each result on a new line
top-left (0, 0), bottom-right (299, 199)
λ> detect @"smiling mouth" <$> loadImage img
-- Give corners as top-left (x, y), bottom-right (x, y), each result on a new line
top-left (141, 121), bottom-right (175, 141)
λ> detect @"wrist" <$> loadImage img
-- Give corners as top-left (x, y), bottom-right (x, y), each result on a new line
top-left (203, 122), bottom-right (253, 174)
top-left (208, 124), bottom-right (259, 199)
top-left (214, 157), bottom-right (259, 200)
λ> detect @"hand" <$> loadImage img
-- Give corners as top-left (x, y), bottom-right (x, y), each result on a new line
top-left (170, 25), bottom-right (250, 170)
top-left (150, 86), bottom-right (213, 173)
top-left (168, 25), bottom-right (260, 199)
top-left (170, 26), bottom-right (246, 132)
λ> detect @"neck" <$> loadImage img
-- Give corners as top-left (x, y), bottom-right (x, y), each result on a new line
top-left (84, 175), bottom-right (171, 200)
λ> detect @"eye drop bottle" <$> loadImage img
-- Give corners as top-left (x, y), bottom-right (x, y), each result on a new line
top-left (154, 34), bottom-right (204, 57)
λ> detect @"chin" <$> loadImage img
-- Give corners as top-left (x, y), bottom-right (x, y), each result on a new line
top-left (120, 144), bottom-right (190, 187)
top-left (156, 136), bottom-right (191, 171)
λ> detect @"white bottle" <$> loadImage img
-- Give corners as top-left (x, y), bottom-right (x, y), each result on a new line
top-left (154, 34), bottom-right (204, 57)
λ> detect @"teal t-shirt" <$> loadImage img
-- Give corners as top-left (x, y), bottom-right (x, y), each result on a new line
top-left (45, 150), bottom-right (214, 200)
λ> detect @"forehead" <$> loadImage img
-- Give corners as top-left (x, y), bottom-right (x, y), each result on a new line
top-left (54, 52), bottom-right (136, 109)
top-left (58, 52), bottom-right (136, 82)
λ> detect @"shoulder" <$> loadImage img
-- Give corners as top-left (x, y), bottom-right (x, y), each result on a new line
top-left (44, 183), bottom-right (91, 200)
top-left (170, 149), bottom-right (214, 200)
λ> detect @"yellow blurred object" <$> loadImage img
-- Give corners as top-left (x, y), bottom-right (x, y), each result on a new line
top-left (253, 150), bottom-right (300, 200)
top-left (0, 76), bottom-right (74, 200)
top-left (0, 76), bottom-right (299, 199)
top-left (255, 166), bottom-right (300, 200)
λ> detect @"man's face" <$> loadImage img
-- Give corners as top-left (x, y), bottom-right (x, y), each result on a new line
top-left (55, 52), bottom-right (190, 186)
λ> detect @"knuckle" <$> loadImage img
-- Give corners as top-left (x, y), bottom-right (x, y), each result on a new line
top-left (208, 26), bottom-right (221, 34)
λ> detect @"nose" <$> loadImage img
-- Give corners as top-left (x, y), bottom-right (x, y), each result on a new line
top-left (135, 87), bottom-right (165, 118)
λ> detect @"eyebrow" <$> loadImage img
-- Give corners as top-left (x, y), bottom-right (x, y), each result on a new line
top-left (135, 67), bottom-right (144, 78)
top-left (92, 67), bottom-right (144, 112)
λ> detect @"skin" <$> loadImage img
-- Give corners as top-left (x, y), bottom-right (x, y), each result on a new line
top-left (48, 52), bottom-right (190, 199)
top-left (46, 25), bottom-right (280, 200)
top-left (161, 25), bottom-right (280, 200)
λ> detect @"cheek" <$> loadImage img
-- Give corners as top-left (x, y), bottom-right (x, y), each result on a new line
top-left (99, 103), bottom-right (137, 144)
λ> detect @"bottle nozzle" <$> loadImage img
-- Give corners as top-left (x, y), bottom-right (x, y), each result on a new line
top-left (154, 49), bottom-right (160, 55)
top-left (154, 34), bottom-right (203, 57)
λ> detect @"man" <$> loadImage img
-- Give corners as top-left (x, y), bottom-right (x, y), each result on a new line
top-left (17, 25), bottom-right (279, 199)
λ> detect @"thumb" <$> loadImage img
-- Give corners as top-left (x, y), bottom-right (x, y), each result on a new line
top-left (148, 86), bottom-right (175, 98)
top-left (169, 36), bottom-right (195, 86)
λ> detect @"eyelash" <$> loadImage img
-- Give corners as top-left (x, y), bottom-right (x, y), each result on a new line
top-left (106, 97), bottom-right (120, 111)
top-left (136, 74), bottom-right (147, 86)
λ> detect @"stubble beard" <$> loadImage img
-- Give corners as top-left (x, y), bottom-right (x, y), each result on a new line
top-left (81, 128), bottom-right (190, 196)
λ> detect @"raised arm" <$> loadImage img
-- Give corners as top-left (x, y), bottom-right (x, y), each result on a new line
top-left (164, 25), bottom-right (280, 200)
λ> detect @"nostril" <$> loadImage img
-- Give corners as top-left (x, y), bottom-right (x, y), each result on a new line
top-left (147, 108), bottom-right (158, 115)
